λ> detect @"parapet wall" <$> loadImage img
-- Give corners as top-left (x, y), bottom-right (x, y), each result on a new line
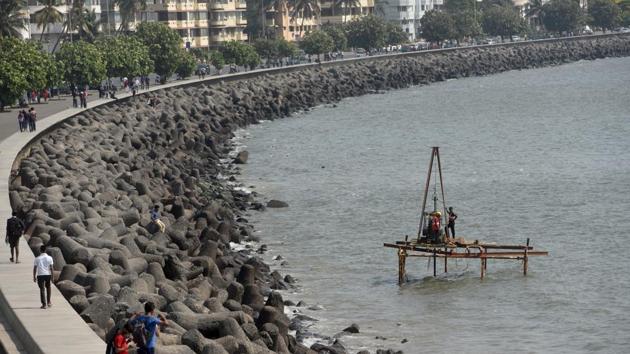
top-left (4, 34), bottom-right (630, 354)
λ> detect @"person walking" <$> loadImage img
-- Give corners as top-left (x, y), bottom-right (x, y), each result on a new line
top-left (33, 245), bottom-right (54, 309)
top-left (447, 207), bottom-right (458, 238)
top-left (130, 302), bottom-right (168, 354)
top-left (6, 211), bottom-right (25, 263)
top-left (71, 88), bottom-right (78, 108)
top-left (17, 110), bottom-right (25, 132)
top-left (28, 108), bottom-right (37, 132)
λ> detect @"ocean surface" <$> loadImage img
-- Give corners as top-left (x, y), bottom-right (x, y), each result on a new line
top-left (237, 57), bottom-right (630, 353)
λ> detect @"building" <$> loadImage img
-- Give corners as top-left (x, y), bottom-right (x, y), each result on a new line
top-left (26, 0), bottom-right (102, 52)
top-left (320, 0), bottom-right (375, 26)
top-left (376, 0), bottom-right (442, 40)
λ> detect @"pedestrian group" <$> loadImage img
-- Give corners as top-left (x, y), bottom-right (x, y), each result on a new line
top-left (16, 107), bottom-right (37, 132)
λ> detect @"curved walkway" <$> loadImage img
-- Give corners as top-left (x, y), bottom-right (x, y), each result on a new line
top-left (0, 75), bottom-right (223, 353)
top-left (0, 33), bottom-right (627, 353)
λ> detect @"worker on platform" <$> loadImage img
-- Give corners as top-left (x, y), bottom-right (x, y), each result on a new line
top-left (447, 207), bottom-right (458, 238)
top-left (431, 212), bottom-right (441, 242)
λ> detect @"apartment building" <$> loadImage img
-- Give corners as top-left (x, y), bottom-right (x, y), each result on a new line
top-left (320, 0), bottom-right (375, 25)
top-left (376, 0), bottom-right (442, 40)
top-left (26, 0), bottom-right (102, 51)
top-left (267, 3), bottom-right (319, 41)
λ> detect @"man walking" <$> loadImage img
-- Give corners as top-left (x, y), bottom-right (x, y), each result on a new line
top-left (33, 245), bottom-right (54, 309)
top-left (6, 211), bottom-right (25, 263)
top-left (131, 302), bottom-right (168, 354)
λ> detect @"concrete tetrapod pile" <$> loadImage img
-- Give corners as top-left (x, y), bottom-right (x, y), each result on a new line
top-left (5, 34), bottom-right (630, 354)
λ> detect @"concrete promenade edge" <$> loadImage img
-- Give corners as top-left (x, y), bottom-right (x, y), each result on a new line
top-left (0, 33), bottom-right (628, 353)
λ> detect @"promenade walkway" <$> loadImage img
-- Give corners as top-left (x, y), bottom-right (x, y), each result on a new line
top-left (0, 77), bottom-right (217, 353)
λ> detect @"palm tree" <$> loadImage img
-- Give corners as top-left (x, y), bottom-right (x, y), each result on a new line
top-left (115, 0), bottom-right (146, 33)
top-left (267, 0), bottom-right (288, 38)
top-left (289, 0), bottom-right (320, 36)
top-left (335, 0), bottom-right (361, 23)
top-left (525, 0), bottom-right (544, 28)
top-left (51, 0), bottom-right (99, 52)
top-left (34, 0), bottom-right (64, 41)
top-left (0, 0), bottom-right (27, 38)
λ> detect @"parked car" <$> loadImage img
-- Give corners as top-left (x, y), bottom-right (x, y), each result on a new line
top-left (355, 48), bottom-right (367, 57)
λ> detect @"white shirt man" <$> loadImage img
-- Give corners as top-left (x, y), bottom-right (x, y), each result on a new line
top-left (33, 245), bottom-right (54, 309)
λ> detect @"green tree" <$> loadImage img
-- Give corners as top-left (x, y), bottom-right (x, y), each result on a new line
top-left (541, 0), bottom-right (583, 34)
top-left (46, 55), bottom-right (64, 90)
top-left (420, 10), bottom-right (455, 45)
top-left (56, 41), bottom-right (106, 87)
top-left (95, 36), bottom-right (153, 80)
top-left (136, 22), bottom-right (182, 83)
top-left (277, 38), bottom-right (298, 58)
top-left (209, 50), bottom-right (225, 70)
top-left (0, 0), bottom-right (27, 38)
top-left (254, 38), bottom-right (279, 62)
top-left (346, 14), bottom-right (387, 51)
top-left (444, 0), bottom-right (475, 13)
top-left (385, 22), bottom-right (409, 45)
top-left (453, 11), bottom-right (481, 43)
top-left (300, 30), bottom-right (333, 60)
top-left (0, 38), bottom-right (50, 110)
top-left (176, 50), bottom-right (197, 79)
top-left (290, 0), bottom-right (320, 36)
top-left (589, 0), bottom-right (621, 32)
top-left (190, 47), bottom-right (209, 62)
top-left (482, 5), bottom-right (525, 40)
top-left (221, 40), bottom-right (260, 69)
top-left (616, 0), bottom-right (630, 26)
top-left (525, 0), bottom-right (544, 28)
top-left (115, 0), bottom-right (146, 32)
top-left (33, 0), bottom-right (63, 41)
top-left (335, 0), bottom-right (361, 23)
top-left (322, 24), bottom-right (348, 51)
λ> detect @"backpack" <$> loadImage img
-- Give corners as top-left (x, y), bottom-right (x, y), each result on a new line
top-left (132, 318), bottom-right (151, 348)
top-left (7, 217), bottom-right (24, 236)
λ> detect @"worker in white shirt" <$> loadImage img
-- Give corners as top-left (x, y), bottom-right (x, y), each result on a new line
top-left (33, 245), bottom-right (54, 309)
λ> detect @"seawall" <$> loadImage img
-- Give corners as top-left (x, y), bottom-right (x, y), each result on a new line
top-left (5, 34), bottom-right (630, 354)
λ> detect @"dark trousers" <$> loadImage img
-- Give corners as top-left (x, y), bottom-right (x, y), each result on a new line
top-left (448, 223), bottom-right (455, 238)
top-left (138, 347), bottom-right (155, 354)
top-left (37, 275), bottom-right (52, 305)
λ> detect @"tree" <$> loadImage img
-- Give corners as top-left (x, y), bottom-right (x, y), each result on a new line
top-left (115, 0), bottom-right (146, 32)
top-left (444, 0), bottom-right (475, 14)
top-left (482, 5), bottom-right (526, 40)
top-left (136, 22), bottom-right (182, 83)
top-left (525, 0), bottom-right (544, 28)
top-left (176, 50), bottom-right (197, 79)
top-left (0, 38), bottom-right (51, 110)
top-left (420, 10), bottom-right (455, 45)
top-left (541, 0), bottom-right (582, 34)
top-left (209, 50), bottom-right (225, 70)
top-left (335, 0), bottom-right (362, 23)
top-left (386, 22), bottom-right (409, 45)
top-left (221, 40), bottom-right (260, 69)
top-left (56, 41), bottom-right (106, 87)
top-left (589, 0), bottom-right (621, 32)
top-left (290, 0), bottom-right (321, 36)
top-left (453, 11), bottom-right (481, 43)
top-left (300, 30), bottom-right (333, 60)
top-left (277, 38), bottom-right (298, 58)
top-left (322, 24), bottom-right (348, 51)
top-left (0, 0), bottom-right (27, 38)
top-left (346, 15), bottom-right (387, 51)
top-left (254, 38), bottom-right (280, 62)
top-left (95, 36), bottom-right (153, 80)
top-left (33, 0), bottom-right (63, 41)
top-left (616, 0), bottom-right (630, 26)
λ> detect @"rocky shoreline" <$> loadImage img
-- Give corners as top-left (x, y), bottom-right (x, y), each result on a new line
top-left (9, 35), bottom-right (630, 354)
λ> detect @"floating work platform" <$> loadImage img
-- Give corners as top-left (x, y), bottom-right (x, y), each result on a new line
top-left (384, 237), bottom-right (549, 283)
top-left (384, 147), bottom-right (548, 284)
